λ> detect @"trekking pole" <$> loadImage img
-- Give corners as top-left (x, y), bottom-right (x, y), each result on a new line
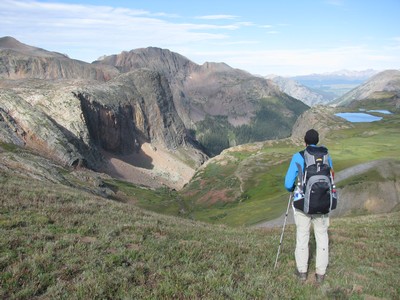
top-left (274, 192), bottom-right (292, 270)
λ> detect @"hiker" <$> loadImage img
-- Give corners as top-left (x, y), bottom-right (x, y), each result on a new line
top-left (284, 129), bottom-right (335, 284)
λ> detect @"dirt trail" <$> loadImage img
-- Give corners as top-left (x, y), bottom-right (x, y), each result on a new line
top-left (254, 160), bottom-right (386, 229)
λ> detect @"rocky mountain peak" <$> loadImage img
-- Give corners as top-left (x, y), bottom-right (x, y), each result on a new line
top-left (0, 36), bottom-right (29, 49)
top-left (0, 36), bottom-right (119, 81)
top-left (94, 47), bottom-right (197, 79)
top-left (0, 36), bottom-right (66, 58)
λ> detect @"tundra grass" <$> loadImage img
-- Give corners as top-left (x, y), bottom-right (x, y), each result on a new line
top-left (0, 173), bottom-right (399, 299)
top-left (179, 111), bottom-right (400, 226)
top-left (190, 162), bottom-right (290, 227)
top-left (104, 179), bottom-right (181, 216)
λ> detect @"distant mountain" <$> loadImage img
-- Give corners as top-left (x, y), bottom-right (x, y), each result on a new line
top-left (290, 69), bottom-right (379, 99)
top-left (0, 36), bottom-right (119, 81)
top-left (292, 69), bottom-right (379, 86)
top-left (333, 69), bottom-right (400, 107)
top-left (95, 47), bottom-right (308, 155)
top-left (0, 36), bottom-right (66, 58)
top-left (266, 75), bottom-right (334, 106)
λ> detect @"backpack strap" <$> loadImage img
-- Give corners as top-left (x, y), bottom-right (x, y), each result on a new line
top-left (299, 150), bottom-right (306, 185)
top-left (303, 148), bottom-right (317, 166)
top-left (295, 162), bottom-right (303, 183)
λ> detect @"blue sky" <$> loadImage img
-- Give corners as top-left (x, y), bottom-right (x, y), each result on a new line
top-left (1, 0), bottom-right (399, 76)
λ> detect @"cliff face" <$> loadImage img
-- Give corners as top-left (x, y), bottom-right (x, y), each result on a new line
top-left (76, 70), bottom-right (189, 154)
top-left (0, 87), bottom-right (88, 167)
top-left (96, 48), bottom-right (309, 155)
top-left (0, 70), bottom-right (200, 167)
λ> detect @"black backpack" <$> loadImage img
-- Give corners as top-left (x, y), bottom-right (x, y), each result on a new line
top-left (293, 145), bottom-right (337, 214)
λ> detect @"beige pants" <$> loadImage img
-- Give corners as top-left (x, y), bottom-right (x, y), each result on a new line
top-left (293, 208), bottom-right (329, 275)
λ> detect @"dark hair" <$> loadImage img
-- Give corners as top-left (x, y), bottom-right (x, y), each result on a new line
top-left (304, 129), bottom-right (319, 145)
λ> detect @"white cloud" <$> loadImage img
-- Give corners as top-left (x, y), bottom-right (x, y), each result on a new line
top-left (1, 0), bottom-right (398, 75)
top-left (0, 0), bottom-right (236, 60)
top-left (192, 46), bottom-right (400, 75)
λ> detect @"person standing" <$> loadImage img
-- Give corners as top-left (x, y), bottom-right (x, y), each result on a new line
top-left (284, 129), bottom-right (334, 284)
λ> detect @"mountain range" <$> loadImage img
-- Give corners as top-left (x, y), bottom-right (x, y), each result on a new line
top-left (1, 36), bottom-right (399, 192)
top-left (0, 36), bottom-right (307, 188)
top-left (267, 69), bottom-right (381, 106)
top-left (94, 48), bottom-right (309, 155)
top-left (266, 75), bottom-right (334, 106)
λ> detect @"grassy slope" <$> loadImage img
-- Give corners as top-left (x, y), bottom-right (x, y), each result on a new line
top-left (179, 109), bottom-right (400, 226)
top-left (1, 173), bottom-right (399, 299)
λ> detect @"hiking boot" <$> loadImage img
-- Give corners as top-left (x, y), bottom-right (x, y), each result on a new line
top-left (315, 273), bottom-right (325, 284)
top-left (295, 270), bottom-right (307, 282)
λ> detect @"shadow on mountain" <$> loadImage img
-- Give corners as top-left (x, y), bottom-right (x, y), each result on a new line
top-left (102, 148), bottom-right (154, 171)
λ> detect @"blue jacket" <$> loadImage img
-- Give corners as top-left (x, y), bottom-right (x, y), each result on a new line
top-left (284, 145), bottom-right (333, 192)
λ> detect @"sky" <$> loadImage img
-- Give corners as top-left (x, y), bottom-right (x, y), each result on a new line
top-left (1, 0), bottom-right (399, 76)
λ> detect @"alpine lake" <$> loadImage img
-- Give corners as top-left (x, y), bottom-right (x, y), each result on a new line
top-left (335, 109), bottom-right (392, 123)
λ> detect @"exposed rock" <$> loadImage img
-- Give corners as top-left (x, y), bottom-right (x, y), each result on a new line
top-left (95, 47), bottom-right (308, 138)
top-left (0, 36), bottom-right (119, 81)
top-left (0, 88), bottom-right (86, 167)
top-left (0, 65), bottom-right (206, 188)
top-left (185, 62), bottom-right (297, 126)
top-left (75, 69), bottom-right (196, 154)
top-left (0, 37), bottom-right (307, 188)
top-left (0, 106), bottom-right (25, 146)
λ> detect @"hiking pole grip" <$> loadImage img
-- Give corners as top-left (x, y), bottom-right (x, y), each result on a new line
top-left (274, 192), bottom-right (292, 270)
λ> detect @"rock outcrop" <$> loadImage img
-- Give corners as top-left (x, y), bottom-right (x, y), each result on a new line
top-left (76, 69), bottom-right (193, 154)
top-left (0, 87), bottom-right (87, 167)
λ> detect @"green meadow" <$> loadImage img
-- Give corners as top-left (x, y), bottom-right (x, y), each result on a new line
top-left (178, 109), bottom-right (400, 226)
top-left (1, 173), bottom-right (399, 299)
top-left (1, 107), bottom-right (399, 298)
